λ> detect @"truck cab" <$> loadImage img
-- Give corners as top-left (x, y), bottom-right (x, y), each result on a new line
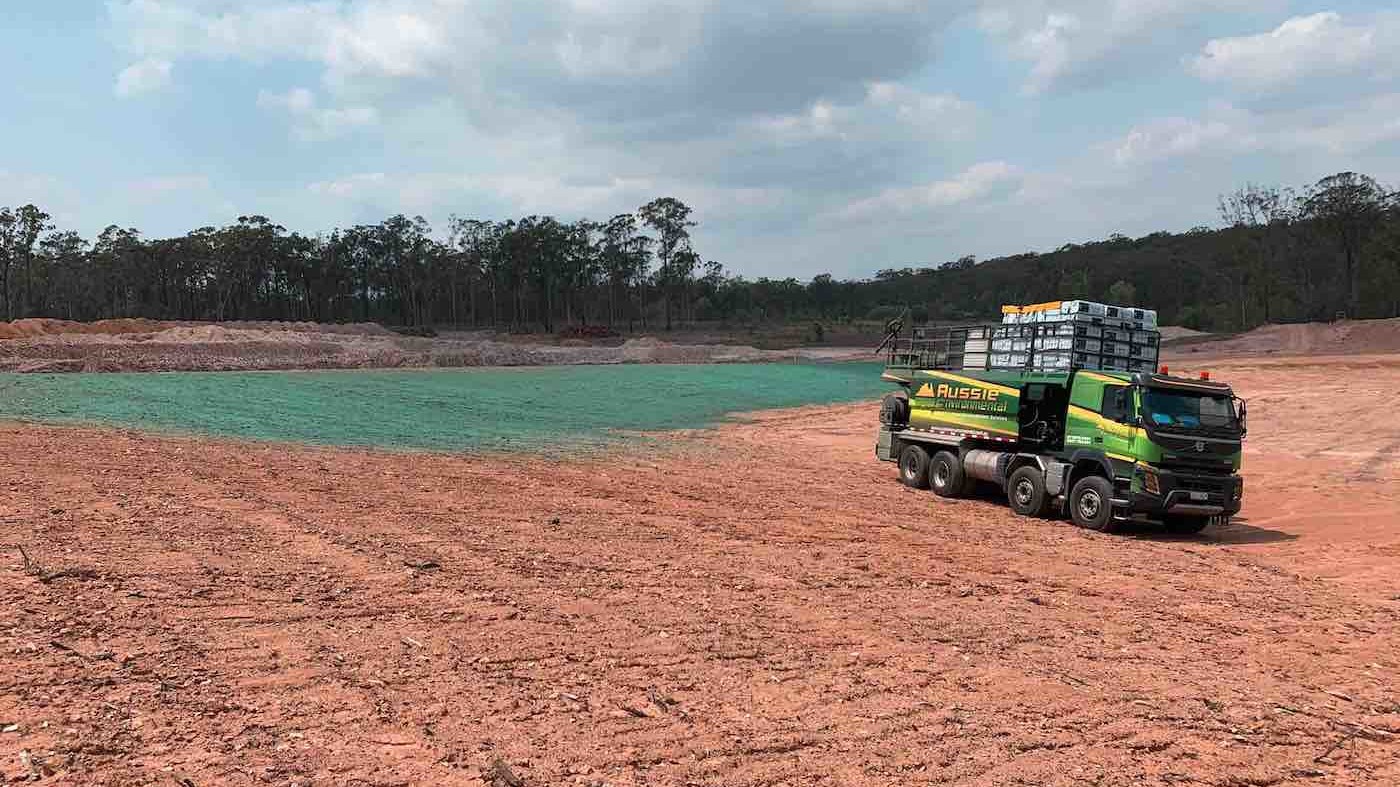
top-left (1062, 370), bottom-right (1245, 529)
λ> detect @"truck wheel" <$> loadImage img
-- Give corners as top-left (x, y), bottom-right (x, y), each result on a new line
top-left (898, 444), bottom-right (930, 489)
top-left (929, 451), bottom-right (969, 498)
top-left (1007, 466), bottom-right (1050, 517)
top-left (1069, 476), bottom-right (1116, 532)
top-left (880, 393), bottom-right (910, 426)
top-left (1163, 515), bottom-right (1209, 535)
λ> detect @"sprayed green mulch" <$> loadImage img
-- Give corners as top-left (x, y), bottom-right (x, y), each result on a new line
top-left (0, 363), bottom-right (887, 453)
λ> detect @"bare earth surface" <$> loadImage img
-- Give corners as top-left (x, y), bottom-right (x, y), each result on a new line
top-left (6, 315), bottom-right (1400, 373)
top-left (1166, 319), bottom-right (1400, 359)
top-left (0, 319), bottom-right (869, 372)
top-left (3, 355), bottom-right (1399, 786)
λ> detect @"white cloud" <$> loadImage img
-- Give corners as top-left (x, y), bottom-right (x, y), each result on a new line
top-left (108, 1), bottom-right (956, 117)
top-left (865, 82), bottom-right (977, 133)
top-left (307, 170), bottom-right (787, 223)
top-left (258, 88), bottom-right (378, 140)
top-left (114, 57), bottom-right (172, 96)
top-left (1103, 91), bottom-right (1400, 168)
top-left (552, 0), bottom-right (704, 79)
top-left (94, 1), bottom-right (1400, 277)
top-left (1189, 12), bottom-right (1400, 92)
top-left (755, 82), bottom-right (976, 146)
top-left (975, 0), bottom-right (1267, 93)
top-left (1109, 117), bottom-right (1237, 166)
top-left (837, 161), bottom-right (1021, 220)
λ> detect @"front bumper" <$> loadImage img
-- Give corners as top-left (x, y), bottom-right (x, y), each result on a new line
top-left (1130, 466), bottom-right (1242, 519)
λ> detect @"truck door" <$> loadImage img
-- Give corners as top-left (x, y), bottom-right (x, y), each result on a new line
top-left (1098, 384), bottom-right (1139, 462)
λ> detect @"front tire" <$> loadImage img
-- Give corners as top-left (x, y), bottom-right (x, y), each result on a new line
top-left (898, 444), bottom-right (930, 489)
top-left (1163, 515), bottom-right (1209, 534)
top-left (929, 451), bottom-right (970, 498)
top-left (1069, 476), bottom-right (1116, 532)
top-left (1007, 466), bottom-right (1050, 517)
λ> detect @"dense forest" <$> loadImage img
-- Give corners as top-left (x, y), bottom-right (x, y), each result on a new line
top-left (0, 171), bottom-right (1396, 334)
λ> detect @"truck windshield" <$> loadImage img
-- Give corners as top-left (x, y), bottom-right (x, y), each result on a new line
top-left (1142, 388), bottom-right (1237, 431)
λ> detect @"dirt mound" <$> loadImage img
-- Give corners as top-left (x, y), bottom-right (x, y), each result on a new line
top-left (1, 320), bottom-right (850, 372)
top-left (1167, 317), bottom-right (1400, 358)
top-left (0, 317), bottom-right (172, 339)
top-left (0, 318), bottom-right (390, 341)
top-left (1157, 325), bottom-right (1209, 342)
top-left (151, 325), bottom-right (256, 343)
top-left (216, 320), bottom-right (392, 336)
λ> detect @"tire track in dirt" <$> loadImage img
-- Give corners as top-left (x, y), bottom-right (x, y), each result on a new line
top-left (3, 356), bottom-right (1400, 785)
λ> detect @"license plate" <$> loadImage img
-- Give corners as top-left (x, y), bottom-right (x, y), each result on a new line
top-left (1190, 491), bottom-right (1209, 501)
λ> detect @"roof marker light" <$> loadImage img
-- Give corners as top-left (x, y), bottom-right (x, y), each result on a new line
top-left (1159, 365), bottom-right (1169, 375)
top-left (1200, 371), bottom-right (1211, 380)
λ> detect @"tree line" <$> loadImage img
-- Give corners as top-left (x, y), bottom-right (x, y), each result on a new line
top-left (0, 196), bottom-right (717, 332)
top-left (862, 171), bottom-right (1400, 332)
top-left (1, 171), bottom-right (1397, 334)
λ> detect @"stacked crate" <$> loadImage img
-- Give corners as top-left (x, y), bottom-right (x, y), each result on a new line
top-left (990, 300), bottom-right (1159, 373)
top-left (898, 324), bottom-right (994, 370)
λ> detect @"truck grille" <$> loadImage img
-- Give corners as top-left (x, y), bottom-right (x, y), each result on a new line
top-left (1174, 474), bottom-right (1230, 493)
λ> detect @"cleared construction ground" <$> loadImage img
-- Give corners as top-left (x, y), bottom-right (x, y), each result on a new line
top-left (2, 349), bottom-right (1399, 785)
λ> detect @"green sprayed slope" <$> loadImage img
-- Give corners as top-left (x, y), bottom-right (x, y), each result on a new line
top-left (0, 363), bottom-right (885, 453)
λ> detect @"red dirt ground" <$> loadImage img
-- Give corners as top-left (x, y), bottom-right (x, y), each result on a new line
top-left (1166, 318), bottom-right (1400, 359)
top-left (2, 355), bottom-right (1398, 786)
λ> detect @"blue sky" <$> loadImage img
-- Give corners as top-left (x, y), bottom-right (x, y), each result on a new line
top-left (2, 1), bottom-right (1399, 278)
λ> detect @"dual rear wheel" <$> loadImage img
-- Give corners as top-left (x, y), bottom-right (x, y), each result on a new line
top-left (898, 445), bottom-right (972, 497)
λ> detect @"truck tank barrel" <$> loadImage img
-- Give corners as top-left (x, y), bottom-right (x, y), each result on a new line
top-left (963, 450), bottom-right (1009, 484)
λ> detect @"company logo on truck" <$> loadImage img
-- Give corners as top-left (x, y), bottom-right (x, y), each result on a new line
top-left (915, 382), bottom-right (1011, 413)
top-left (934, 384), bottom-right (996, 401)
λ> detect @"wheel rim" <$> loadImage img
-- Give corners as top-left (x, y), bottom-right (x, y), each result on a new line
top-left (1078, 489), bottom-right (1102, 520)
top-left (901, 453), bottom-right (918, 478)
top-left (1014, 478), bottom-right (1034, 507)
top-left (933, 462), bottom-right (950, 488)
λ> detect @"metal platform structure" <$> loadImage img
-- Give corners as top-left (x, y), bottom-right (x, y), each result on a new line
top-left (884, 322), bottom-right (1160, 373)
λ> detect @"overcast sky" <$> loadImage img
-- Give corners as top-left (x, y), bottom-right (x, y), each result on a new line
top-left (3, 1), bottom-right (1399, 278)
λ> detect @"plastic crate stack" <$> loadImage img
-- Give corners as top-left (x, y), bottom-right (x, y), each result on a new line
top-left (902, 324), bottom-right (994, 370)
top-left (991, 300), bottom-right (1160, 373)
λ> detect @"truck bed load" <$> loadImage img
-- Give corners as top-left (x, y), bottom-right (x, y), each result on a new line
top-left (886, 300), bottom-right (1160, 374)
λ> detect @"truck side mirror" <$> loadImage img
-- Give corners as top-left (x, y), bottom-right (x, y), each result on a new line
top-left (1235, 397), bottom-right (1248, 436)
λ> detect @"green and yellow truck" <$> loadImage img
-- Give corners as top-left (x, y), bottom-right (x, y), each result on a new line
top-left (876, 351), bottom-right (1246, 534)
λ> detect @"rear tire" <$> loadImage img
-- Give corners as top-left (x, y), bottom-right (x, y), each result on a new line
top-left (929, 451), bottom-right (970, 498)
top-left (1163, 515), bottom-right (1210, 534)
top-left (1069, 476), bottom-right (1116, 532)
top-left (1007, 466), bottom-right (1050, 517)
top-left (898, 444), bottom-right (930, 489)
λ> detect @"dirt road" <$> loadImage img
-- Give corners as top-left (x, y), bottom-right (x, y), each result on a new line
top-left (2, 356), bottom-right (1398, 785)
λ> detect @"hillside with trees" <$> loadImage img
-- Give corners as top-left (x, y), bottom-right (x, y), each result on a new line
top-left (1, 172), bottom-right (1397, 334)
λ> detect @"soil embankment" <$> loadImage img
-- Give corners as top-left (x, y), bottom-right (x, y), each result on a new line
top-left (1165, 317), bottom-right (1400, 359)
top-left (0, 319), bottom-right (869, 372)
top-left (7, 316), bottom-right (1400, 373)
top-left (2, 354), bottom-right (1398, 785)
